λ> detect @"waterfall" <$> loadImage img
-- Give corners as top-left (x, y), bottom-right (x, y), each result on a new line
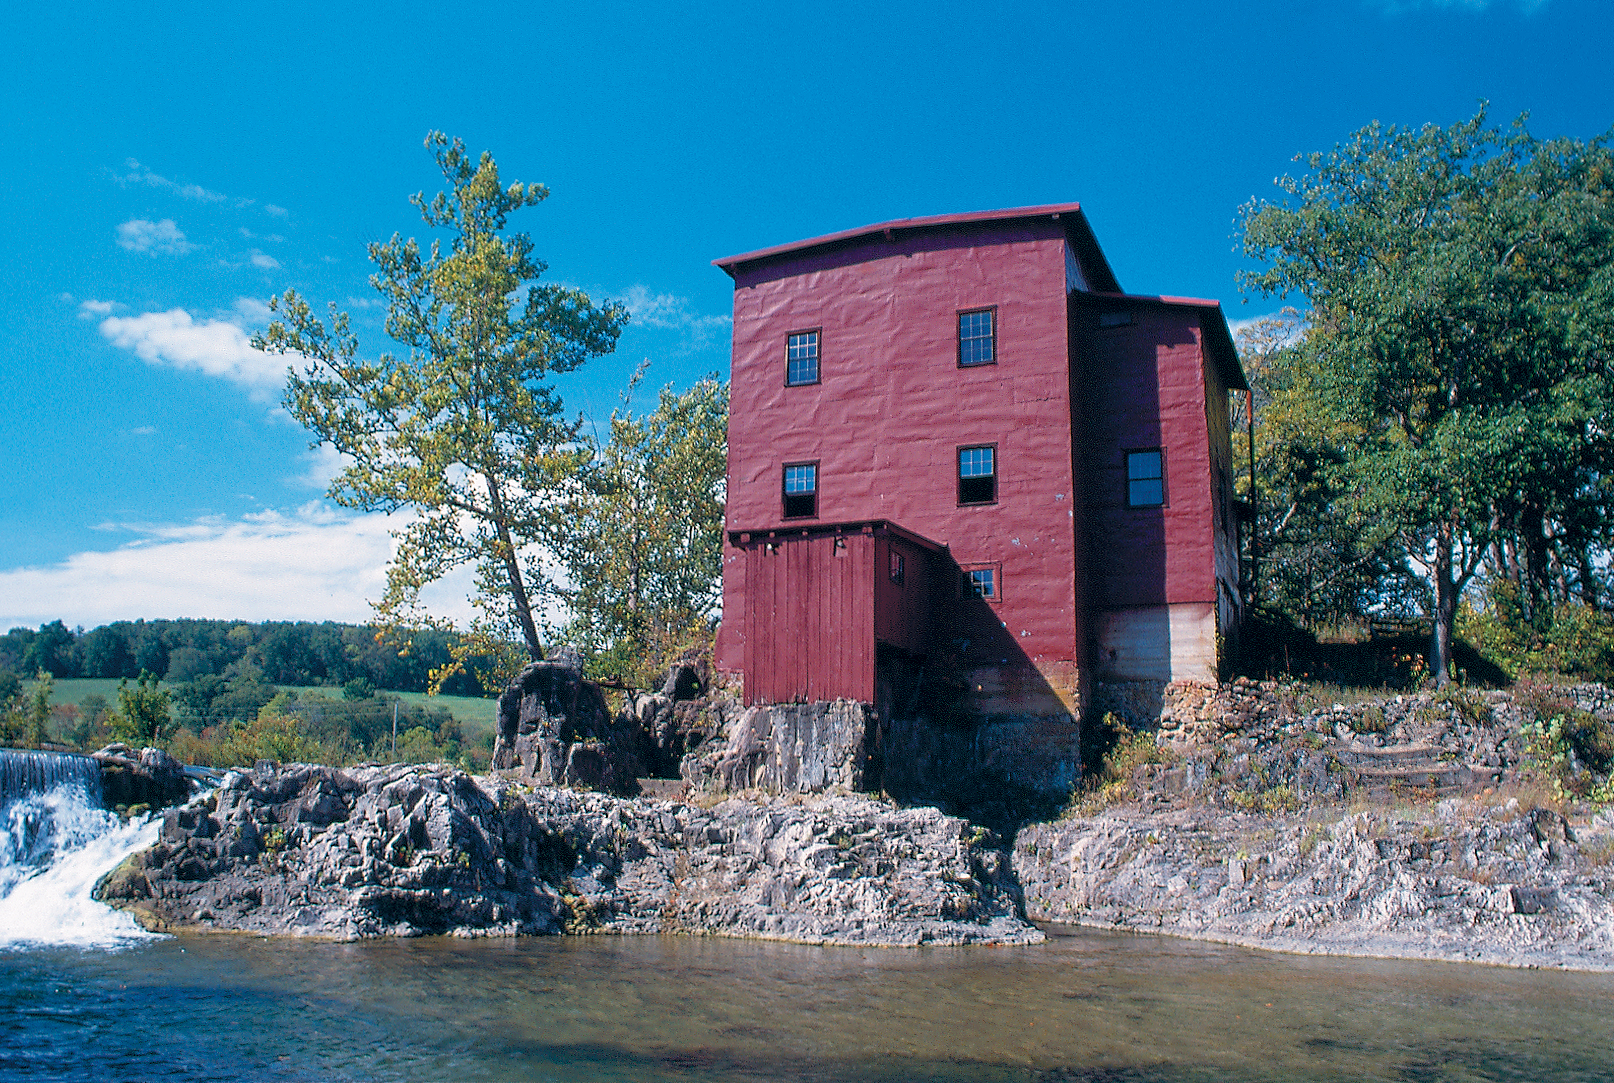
top-left (0, 748), bottom-right (104, 806)
top-left (0, 750), bottom-right (161, 950)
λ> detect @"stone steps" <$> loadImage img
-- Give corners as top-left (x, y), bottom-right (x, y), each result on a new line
top-left (1330, 742), bottom-right (1498, 793)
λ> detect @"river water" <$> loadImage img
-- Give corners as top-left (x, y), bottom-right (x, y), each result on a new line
top-left (1, 760), bottom-right (1611, 1082)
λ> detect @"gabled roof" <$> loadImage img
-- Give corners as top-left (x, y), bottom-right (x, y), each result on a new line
top-left (1076, 291), bottom-right (1249, 392)
top-left (713, 203), bottom-right (1122, 294)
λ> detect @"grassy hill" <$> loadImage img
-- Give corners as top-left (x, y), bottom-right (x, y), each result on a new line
top-left (49, 678), bottom-right (500, 745)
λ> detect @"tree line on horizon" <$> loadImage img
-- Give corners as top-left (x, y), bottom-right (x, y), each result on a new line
top-left (0, 618), bottom-right (489, 695)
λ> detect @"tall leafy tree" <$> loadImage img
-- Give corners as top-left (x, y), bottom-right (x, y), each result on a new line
top-left (554, 372), bottom-right (728, 684)
top-left (1241, 109), bottom-right (1614, 684)
top-left (257, 134), bottom-right (627, 686)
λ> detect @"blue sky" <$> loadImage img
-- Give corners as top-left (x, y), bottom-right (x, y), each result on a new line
top-left (1, 0), bottom-right (1609, 630)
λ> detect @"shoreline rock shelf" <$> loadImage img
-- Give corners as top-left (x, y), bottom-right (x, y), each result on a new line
top-left (95, 762), bottom-right (1041, 947)
top-left (1015, 803), bottom-right (1614, 971)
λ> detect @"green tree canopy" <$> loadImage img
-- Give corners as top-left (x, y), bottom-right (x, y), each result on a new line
top-left (1241, 108), bottom-right (1614, 684)
top-left (256, 133), bottom-right (627, 688)
top-left (554, 372), bottom-right (728, 685)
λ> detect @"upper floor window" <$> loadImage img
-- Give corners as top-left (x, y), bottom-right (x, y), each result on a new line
top-left (1126, 449), bottom-right (1165, 507)
top-left (962, 564), bottom-right (1000, 601)
top-left (958, 444), bottom-right (997, 505)
top-left (786, 330), bottom-right (820, 386)
top-left (889, 552), bottom-right (905, 586)
top-left (783, 462), bottom-right (818, 518)
top-left (958, 308), bottom-right (996, 367)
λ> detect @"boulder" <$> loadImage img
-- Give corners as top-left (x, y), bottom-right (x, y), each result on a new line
top-left (490, 647), bottom-right (646, 795)
top-left (93, 744), bottom-right (190, 809)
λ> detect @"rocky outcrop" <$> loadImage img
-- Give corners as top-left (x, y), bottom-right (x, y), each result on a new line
top-left (621, 652), bottom-right (730, 777)
top-left (1015, 802), bottom-right (1614, 970)
top-left (681, 700), bottom-right (876, 796)
top-left (490, 648), bottom-right (647, 795)
top-left (92, 744), bottom-right (190, 809)
top-left (94, 761), bottom-right (1040, 946)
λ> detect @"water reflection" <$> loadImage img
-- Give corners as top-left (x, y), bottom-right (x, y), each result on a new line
top-left (3, 926), bottom-right (1610, 1082)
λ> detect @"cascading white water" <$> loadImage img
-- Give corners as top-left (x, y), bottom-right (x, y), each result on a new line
top-left (0, 750), bottom-right (163, 950)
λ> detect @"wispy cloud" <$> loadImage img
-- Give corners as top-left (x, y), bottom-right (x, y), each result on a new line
top-left (112, 158), bottom-right (226, 203)
top-left (98, 305), bottom-right (289, 399)
top-left (0, 505), bottom-right (477, 630)
top-left (249, 250), bottom-right (280, 270)
top-left (239, 227), bottom-right (286, 243)
top-left (77, 299), bottom-right (124, 319)
top-left (116, 218), bottom-right (194, 255)
top-left (265, 204), bottom-right (289, 218)
top-left (617, 285), bottom-right (731, 351)
top-left (129, 426), bottom-right (158, 436)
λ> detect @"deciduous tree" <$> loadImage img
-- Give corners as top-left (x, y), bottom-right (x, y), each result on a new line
top-left (1241, 109), bottom-right (1614, 684)
top-left (256, 133), bottom-right (627, 687)
top-left (553, 372), bottom-right (728, 684)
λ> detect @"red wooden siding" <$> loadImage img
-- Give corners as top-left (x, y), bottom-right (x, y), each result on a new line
top-left (740, 531), bottom-right (875, 705)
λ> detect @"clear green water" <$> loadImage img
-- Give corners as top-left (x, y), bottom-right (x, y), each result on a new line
top-left (3, 926), bottom-right (1610, 1082)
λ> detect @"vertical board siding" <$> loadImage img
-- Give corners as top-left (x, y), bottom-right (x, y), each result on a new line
top-left (738, 531), bottom-right (880, 706)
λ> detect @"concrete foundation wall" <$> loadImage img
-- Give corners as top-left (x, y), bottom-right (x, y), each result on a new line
top-left (1093, 602), bottom-right (1217, 684)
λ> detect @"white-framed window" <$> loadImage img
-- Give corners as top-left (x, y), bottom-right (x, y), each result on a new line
top-left (783, 462), bottom-right (818, 518)
top-left (786, 330), bottom-right (820, 385)
top-left (958, 308), bottom-right (996, 367)
top-left (958, 444), bottom-right (997, 505)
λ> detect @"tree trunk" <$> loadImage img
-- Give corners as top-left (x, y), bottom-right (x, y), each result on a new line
top-left (1579, 547), bottom-right (1600, 610)
top-left (1519, 501), bottom-right (1550, 625)
top-left (486, 484), bottom-right (544, 661)
top-left (1431, 525), bottom-right (1458, 688)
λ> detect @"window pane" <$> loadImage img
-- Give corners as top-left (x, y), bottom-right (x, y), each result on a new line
top-left (784, 464), bottom-right (816, 493)
top-left (1129, 478), bottom-right (1164, 506)
top-left (967, 568), bottom-right (995, 598)
top-left (1127, 450), bottom-right (1162, 481)
top-left (786, 331), bottom-right (819, 385)
top-left (958, 309), bottom-right (995, 366)
top-left (959, 446), bottom-right (994, 478)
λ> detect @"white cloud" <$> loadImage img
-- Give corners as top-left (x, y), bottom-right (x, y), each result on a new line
top-left (77, 299), bottom-right (123, 319)
top-left (129, 426), bottom-right (157, 436)
top-left (265, 204), bottom-right (289, 218)
top-left (116, 218), bottom-right (194, 255)
top-left (0, 506), bottom-right (478, 630)
top-left (113, 159), bottom-right (227, 202)
top-left (239, 227), bottom-right (286, 243)
top-left (296, 443), bottom-right (353, 489)
top-left (249, 250), bottom-right (280, 269)
top-left (617, 285), bottom-right (731, 350)
top-left (98, 307), bottom-right (289, 398)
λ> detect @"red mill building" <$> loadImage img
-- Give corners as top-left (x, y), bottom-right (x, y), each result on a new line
top-left (711, 204), bottom-right (1246, 795)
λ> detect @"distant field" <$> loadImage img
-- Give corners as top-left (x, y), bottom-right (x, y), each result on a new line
top-left (48, 678), bottom-right (499, 742)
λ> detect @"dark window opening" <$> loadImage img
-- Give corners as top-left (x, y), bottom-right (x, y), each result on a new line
top-left (958, 308), bottom-right (996, 367)
top-left (964, 567), bottom-right (997, 600)
top-left (958, 444), bottom-right (996, 505)
top-left (889, 552), bottom-right (905, 585)
top-left (783, 462), bottom-right (818, 518)
top-left (1098, 310), bottom-right (1134, 328)
top-left (786, 329), bottom-right (820, 385)
top-left (1127, 449), bottom-right (1164, 507)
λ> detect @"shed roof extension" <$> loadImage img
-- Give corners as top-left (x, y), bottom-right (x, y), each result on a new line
top-left (713, 203), bottom-right (1122, 294)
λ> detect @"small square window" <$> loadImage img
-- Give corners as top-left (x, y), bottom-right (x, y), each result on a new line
top-left (1126, 449), bottom-right (1165, 507)
top-left (889, 552), bottom-right (905, 585)
top-left (958, 445), bottom-right (996, 505)
top-left (783, 462), bottom-right (818, 518)
top-left (958, 308), bottom-right (996, 367)
top-left (961, 564), bottom-right (1001, 601)
top-left (786, 330), bottom-right (820, 386)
